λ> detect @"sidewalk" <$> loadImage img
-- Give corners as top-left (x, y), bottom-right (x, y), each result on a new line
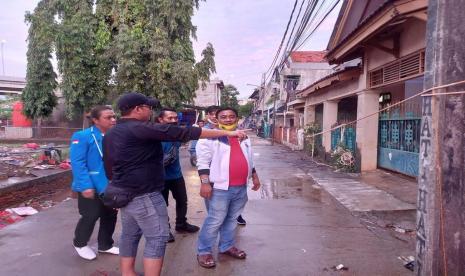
top-left (0, 136), bottom-right (415, 275)
top-left (301, 160), bottom-right (416, 212)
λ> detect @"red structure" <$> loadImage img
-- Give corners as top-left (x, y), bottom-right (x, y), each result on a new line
top-left (11, 102), bottom-right (32, 127)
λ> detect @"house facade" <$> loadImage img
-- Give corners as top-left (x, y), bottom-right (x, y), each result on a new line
top-left (193, 78), bottom-right (224, 107)
top-left (273, 51), bottom-right (333, 148)
top-left (296, 0), bottom-right (427, 177)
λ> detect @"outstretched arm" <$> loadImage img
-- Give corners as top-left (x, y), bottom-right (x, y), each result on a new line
top-left (199, 128), bottom-right (249, 140)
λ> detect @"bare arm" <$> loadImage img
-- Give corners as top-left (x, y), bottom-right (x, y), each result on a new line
top-left (251, 171), bottom-right (261, 191)
top-left (199, 128), bottom-right (248, 139)
top-left (199, 174), bottom-right (213, 199)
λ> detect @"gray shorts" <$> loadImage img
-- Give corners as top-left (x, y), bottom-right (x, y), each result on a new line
top-left (119, 191), bottom-right (169, 259)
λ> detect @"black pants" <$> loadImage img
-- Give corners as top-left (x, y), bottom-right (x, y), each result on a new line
top-left (73, 193), bottom-right (118, 250)
top-left (161, 177), bottom-right (188, 226)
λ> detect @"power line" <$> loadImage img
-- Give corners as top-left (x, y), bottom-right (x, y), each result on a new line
top-left (263, 0), bottom-right (299, 80)
top-left (276, 0), bottom-right (340, 73)
top-left (276, 0), bottom-right (307, 73)
top-left (266, 0), bottom-right (319, 82)
top-left (295, 0), bottom-right (340, 50)
top-left (261, 0), bottom-right (341, 86)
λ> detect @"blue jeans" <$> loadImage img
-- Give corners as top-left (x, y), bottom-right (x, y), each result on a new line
top-left (197, 185), bottom-right (248, 255)
top-left (189, 140), bottom-right (198, 155)
top-left (120, 192), bottom-right (169, 259)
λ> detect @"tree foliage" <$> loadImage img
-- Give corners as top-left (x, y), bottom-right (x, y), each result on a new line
top-left (22, 0), bottom-right (58, 119)
top-left (220, 84), bottom-right (240, 111)
top-left (24, 0), bottom-right (215, 119)
top-left (238, 102), bottom-right (253, 118)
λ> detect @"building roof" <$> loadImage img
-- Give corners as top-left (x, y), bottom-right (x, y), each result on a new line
top-left (289, 51), bottom-right (327, 63)
top-left (296, 65), bottom-right (361, 98)
top-left (331, 0), bottom-right (393, 49)
top-left (326, 0), bottom-right (397, 63)
top-left (248, 89), bottom-right (260, 100)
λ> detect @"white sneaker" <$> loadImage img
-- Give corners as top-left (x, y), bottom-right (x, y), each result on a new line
top-left (74, 246), bottom-right (97, 260)
top-left (98, 246), bottom-right (119, 255)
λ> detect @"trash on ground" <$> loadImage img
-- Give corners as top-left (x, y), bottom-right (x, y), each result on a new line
top-left (39, 200), bottom-right (54, 209)
top-left (332, 264), bottom-right (349, 271)
top-left (386, 223), bottom-right (414, 234)
top-left (8, 206), bottom-right (38, 216)
top-left (59, 161), bottom-right (71, 170)
top-left (28, 252), bottom-right (42, 257)
top-left (0, 144), bottom-right (70, 180)
top-left (24, 143), bottom-right (40, 150)
top-left (33, 165), bottom-right (56, 170)
top-left (0, 210), bottom-right (23, 229)
top-left (398, 256), bottom-right (415, 271)
top-left (404, 261), bottom-right (415, 271)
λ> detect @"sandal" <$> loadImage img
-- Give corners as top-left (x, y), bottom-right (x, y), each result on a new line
top-left (220, 247), bottom-right (247, 259)
top-left (197, 254), bottom-right (216, 268)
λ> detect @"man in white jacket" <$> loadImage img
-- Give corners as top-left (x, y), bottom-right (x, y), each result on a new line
top-left (195, 107), bottom-right (261, 268)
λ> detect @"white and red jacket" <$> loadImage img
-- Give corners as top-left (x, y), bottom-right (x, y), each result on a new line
top-left (196, 136), bottom-right (255, 190)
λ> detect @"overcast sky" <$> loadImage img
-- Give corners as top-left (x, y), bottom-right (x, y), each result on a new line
top-left (0, 0), bottom-right (340, 99)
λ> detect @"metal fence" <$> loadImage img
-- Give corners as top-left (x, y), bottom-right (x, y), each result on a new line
top-left (378, 102), bottom-right (421, 153)
top-left (330, 122), bottom-right (357, 152)
top-left (377, 102), bottom-right (421, 177)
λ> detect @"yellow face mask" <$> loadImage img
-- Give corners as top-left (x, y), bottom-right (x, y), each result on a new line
top-left (218, 123), bottom-right (237, 131)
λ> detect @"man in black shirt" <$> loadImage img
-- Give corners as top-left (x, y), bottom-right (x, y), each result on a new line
top-left (103, 92), bottom-right (247, 276)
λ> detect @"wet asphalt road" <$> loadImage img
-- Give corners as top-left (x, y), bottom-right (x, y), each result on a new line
top-left (0, 136), bottom-right (414, 275)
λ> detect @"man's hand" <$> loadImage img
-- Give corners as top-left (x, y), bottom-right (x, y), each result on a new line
top-left (82, 189), bottom-right (95, 199)
top-left (200, 183), bottom-right (213, 199)
top-left (251, 174), bottom-right (261, 191)
top-left (227, 129), bottom-right (250, 139)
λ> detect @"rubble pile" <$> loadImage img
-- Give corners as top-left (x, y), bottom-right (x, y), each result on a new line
top-left (0, 143), bottom-right (70, 178)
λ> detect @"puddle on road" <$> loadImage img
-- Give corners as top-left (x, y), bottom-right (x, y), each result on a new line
top-left (252, 176), bottom-right (325, 202)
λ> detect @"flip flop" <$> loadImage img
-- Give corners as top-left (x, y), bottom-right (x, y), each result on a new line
top-left (197, 254), bottom-right (216, 268)
top-left (220, 247), bottom-right (247, 259)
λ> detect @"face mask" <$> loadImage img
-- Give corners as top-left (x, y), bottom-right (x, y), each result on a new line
top-left (207, 118), bottom-right (217, 125)
top-left (218, 123), bottom-right (237, 131)
top-left (168, 122), bottom-right (178, 126)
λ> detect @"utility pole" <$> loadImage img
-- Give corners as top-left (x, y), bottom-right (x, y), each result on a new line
top-left (271, 86), bottom-right (277, 145)
top-left (416, 1), bottom-right (465, 275)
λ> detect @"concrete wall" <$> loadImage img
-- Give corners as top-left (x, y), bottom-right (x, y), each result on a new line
top-left (193, 81), bottom-right (222, 107)
top-left (305, 78), bottom-right (360, 106)
top-left (280, 63), bottom-right (333, 101)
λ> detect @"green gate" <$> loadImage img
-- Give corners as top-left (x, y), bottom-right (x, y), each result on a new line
top-left (331, 124), bottom-right (356, 152)
top-left (377, 108), bottom-right (420, 177)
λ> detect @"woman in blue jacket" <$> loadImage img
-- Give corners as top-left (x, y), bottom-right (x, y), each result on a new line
top-left (70, 105), bottom-right (118, 260)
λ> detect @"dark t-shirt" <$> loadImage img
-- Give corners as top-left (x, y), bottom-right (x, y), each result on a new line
top-left (103, 118), bottom-right (201, 196)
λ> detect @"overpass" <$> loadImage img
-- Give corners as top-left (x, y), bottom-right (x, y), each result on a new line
top-left (0, 76), bottom-right (26, 95)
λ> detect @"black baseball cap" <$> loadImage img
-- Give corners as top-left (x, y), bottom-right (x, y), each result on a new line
top-left (117, 92), bottom-right (160, 112)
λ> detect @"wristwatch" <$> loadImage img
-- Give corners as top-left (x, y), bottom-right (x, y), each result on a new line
top-left (201, 178), bottom-right (210, 184)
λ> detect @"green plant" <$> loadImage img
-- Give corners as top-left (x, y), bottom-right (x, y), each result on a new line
top-left (304, 122), bottom-right (320, 136)
top-left (331, 143), bottom-right (356, 172)
top-left (303, 122), bottom-right (321, 157)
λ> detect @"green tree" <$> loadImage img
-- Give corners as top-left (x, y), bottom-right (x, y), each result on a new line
top-left (238, 102), bottom-right (253, 118)
top-left (22, 0), bottom-right (58, 119)
top-left (55, 0), bottom-right (112, 119)
top-left (221, 84), bottom-right (240, 110)
top-left (24, 0), bottom-right (216, 119)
